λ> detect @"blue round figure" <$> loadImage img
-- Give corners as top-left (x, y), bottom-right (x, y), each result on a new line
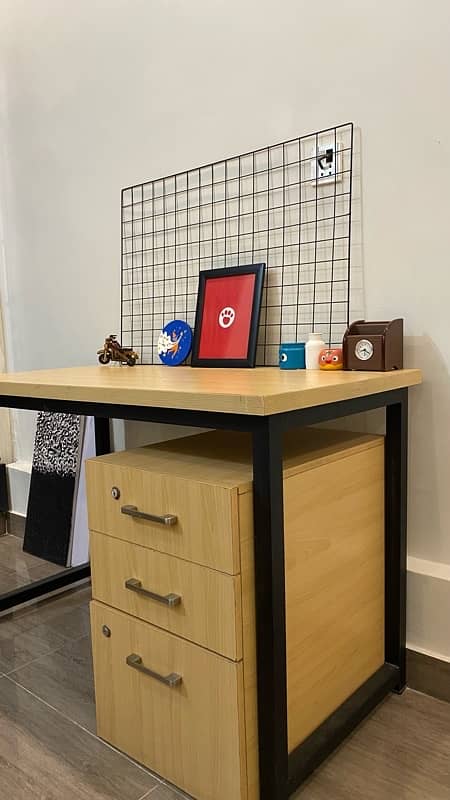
top-left (279, 342), bottom-right (306, 369)
top-left (158, 320), bottom-right (192, 366)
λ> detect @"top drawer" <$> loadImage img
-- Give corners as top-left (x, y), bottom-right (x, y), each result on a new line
top-left (85, 459), bottom-right (240, 574)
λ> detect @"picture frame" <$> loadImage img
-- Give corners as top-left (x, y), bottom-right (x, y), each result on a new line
top-left (191, 263), bottom-right (266, 368)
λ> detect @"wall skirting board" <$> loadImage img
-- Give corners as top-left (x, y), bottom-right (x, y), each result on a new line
top-left (407, 556), bottom-right (450, 663)
top-left (407, 650), bottom-right (450, 703)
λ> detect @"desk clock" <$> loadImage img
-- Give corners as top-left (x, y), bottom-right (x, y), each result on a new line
top-left (343, 319), bottom-right (404, 371)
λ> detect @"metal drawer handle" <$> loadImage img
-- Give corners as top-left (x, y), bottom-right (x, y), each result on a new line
top-left (121, 504), bottom-right (177, 527)
top-left (125, 578), bottom-right (182, 607)
top-left (126, 653), bottom-right (182, 688)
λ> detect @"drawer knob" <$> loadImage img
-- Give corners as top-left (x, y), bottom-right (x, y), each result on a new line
top-left (121, 504), bottom-right (177, 527)
top-left (125, 578), bottom-right (182, 607)
top-left (126, 653), bottom-right (182, 688)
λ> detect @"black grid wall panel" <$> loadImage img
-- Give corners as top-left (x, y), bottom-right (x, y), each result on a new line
top-left (121, 122), bottom-right (354, 365)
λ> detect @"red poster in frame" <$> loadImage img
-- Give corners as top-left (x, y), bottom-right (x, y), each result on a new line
top-left (191, 264), bottom-right (265, 367)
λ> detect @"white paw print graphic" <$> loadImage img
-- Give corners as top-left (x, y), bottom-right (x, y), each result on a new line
top-left (218, 306), bottom-right (236, 329)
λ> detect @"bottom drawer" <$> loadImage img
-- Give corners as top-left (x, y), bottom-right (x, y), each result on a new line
top-left (90, 601), bottom-right (247, 800)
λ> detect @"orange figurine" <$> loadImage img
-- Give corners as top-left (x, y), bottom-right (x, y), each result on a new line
top-left (319, 347), bottom-right (344, 370)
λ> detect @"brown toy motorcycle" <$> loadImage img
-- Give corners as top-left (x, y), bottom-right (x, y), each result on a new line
top-left (97, 335), bottom-right (139, 367)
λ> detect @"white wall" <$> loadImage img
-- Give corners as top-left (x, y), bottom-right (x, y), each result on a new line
top-left (1, 0), bottom-right (449, 657)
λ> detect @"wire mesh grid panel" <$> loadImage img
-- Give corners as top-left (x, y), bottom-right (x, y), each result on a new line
top-left (121, 122), bottom-right (353, 365)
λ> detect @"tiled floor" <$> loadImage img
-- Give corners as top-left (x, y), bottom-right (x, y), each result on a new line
top-left (0, 533), bottom-right (64, 593)
top-left (294, 690), bottom-right (450, 799)
top-left (0, 585), bottom-right (190, 800)
top-left (0, 584), bottom-right (449, 799)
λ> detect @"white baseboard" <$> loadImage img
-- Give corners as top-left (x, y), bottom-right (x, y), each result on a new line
top-left (407, 556), bottom-right (450, 662)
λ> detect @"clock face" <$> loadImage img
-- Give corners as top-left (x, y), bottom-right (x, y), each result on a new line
top-left (355, 338), bottom-right (374, 361)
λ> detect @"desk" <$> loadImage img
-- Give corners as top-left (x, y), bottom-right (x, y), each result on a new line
top-left (0, 365), bottom-right (421, 799)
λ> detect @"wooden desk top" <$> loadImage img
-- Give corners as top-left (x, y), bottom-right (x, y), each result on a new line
top-left (0, 365), bottom-right (422, 416)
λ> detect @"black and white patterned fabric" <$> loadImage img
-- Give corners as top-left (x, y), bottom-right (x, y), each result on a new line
top-left (32, 412), bottom-right (81, 477)
top-left (24, 412), bottom-right (83, 566)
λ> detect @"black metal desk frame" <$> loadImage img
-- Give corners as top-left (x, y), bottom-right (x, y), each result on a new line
top-left (0, 386), bottom-right (408, 798)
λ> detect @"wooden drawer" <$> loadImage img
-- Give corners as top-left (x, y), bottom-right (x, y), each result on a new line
top-left (90, 601), bottom-right (247, 800)
top-left (86, 458), bottom-right (239, 574)
top-left (90, 530), bottom-right (242, 659)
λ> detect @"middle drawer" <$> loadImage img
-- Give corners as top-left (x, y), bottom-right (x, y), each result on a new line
top-left (90, 530), bottom-right (242, 660)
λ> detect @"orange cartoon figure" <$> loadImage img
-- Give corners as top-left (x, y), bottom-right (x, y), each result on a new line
top-left (319, 347), bottom-right (344, 370)
top-left (169, 329), bottom-right (182, 357)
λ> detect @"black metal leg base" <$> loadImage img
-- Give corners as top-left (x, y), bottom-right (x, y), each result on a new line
top-left (0, 564), bottom-right (91, 614)
top-left (287, 663), bottom-right (399, 794)
top-left (392, 683), bottom-right (408, 696)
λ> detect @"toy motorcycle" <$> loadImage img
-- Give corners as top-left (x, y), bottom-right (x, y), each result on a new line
top-left (97, 335), bottom-right (139, 366)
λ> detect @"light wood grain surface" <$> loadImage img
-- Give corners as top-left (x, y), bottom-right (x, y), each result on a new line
top-left (285, 440), bottom-right (385, 749)
top-left (86, 426), bottom-right (387, 797)
top-left (235, 435), bottom-right (385, 764)
top-left (0, 365), bottom-right (421, 415)
top-left (90, 530), bottom-right (242, 659)
top-left (90, 601), bottom-right (247, 800)
top-left (86, 457), bottom-right (241, 574)
top-left (90, 427), bottom-right (383, 493)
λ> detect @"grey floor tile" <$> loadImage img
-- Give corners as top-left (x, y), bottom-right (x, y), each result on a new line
top-left (150, 784), bottom-right (193, 799)
top-left (12, 588), bottom-right (91, 641)
top-left (0, 534), bottom-right (69, 597)
top-left (0, 563), bottom-right (26, 594)
top-left (13, 584), bottom-right (92, 620)
top-left (292, 691), bottom-right (450, 799)
top-left (8, 634), bottom-right (96, 732)
top-left (27, 559), bottom-right (65, 581)
top-left (0, 585), bottom-right (91, 674)
top-left (0, 614), bottom-right (68, 673)
top-left (0, 675), bottom-right (158, 800)
top-left (0, 534), bottom-right (52, 579)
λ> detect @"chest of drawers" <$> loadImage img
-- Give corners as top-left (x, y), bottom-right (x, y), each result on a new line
top-left (86, 427), bottom-right (385, 800)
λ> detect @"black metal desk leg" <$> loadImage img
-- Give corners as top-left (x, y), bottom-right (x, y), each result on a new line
top-left (252, 418), bottom-right (288, 800)
top-left (385, 389), bottom-right (408, 691)
top-left (94, 417), bottom-right (111, 456)
top-left (0, 462), bottom-right (8, 534)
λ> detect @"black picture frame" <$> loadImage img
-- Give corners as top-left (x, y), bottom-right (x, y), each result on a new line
top-left (191, 263), bottom-right (266, 368)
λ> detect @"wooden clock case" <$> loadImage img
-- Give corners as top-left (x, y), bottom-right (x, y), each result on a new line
top-left (343, 319), bottom-right (404, 371)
